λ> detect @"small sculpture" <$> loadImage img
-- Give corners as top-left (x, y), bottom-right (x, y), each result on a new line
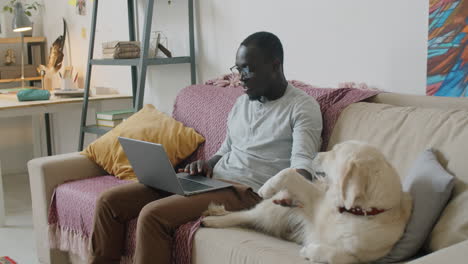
top-left (4, 49), bottom-right (16, 66)
top-left (37, 19), bottom-right (66, 75)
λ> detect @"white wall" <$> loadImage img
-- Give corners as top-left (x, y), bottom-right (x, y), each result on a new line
top-left (195, 0), bottom-right (429, 94)
top-left (1, 0), bottom-right (430, 175)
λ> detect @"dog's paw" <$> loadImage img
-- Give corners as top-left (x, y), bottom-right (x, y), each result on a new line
top-left (258, 180), bottom-right (278, 199)
top-left (300, 244), bottom-right (327, 263)
top-left (299, 246), bottom-right (309, 260)
top-left (301, 244), bottom-right (357, 264)
top-left (201, 216), bottom-right (225, 228)
top-left (259, 168), bottom-right (300, 199)
top-left (202, 203), bottom-right (229, 217)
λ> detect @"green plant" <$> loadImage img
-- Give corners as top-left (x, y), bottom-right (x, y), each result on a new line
top-left (3, 0), bottom-right (41, 17)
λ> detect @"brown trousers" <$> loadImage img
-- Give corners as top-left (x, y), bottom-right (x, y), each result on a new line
top-left (89, 181), bottom-right (261, 264)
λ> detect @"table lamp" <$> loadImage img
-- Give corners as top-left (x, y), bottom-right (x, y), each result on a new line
top-left (12, 2), bottom-right (32, 89)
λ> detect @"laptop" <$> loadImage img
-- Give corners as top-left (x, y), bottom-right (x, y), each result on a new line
top-left (118, 137), bottom-right (232, 196)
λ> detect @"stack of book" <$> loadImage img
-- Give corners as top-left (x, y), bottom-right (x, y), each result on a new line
top-left (102, 41), bottom-right (140, 59)
top-left (96, 109), bottom-right (134, 128)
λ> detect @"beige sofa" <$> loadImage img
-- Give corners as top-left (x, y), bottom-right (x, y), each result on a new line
top-left (28, 93), bottom-right (468, 263)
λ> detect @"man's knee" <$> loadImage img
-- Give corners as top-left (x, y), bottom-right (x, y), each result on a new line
top-left (95, 188), bottom-right (123, 218)
top-left (138, 203), bottom-right (162, 225)
top-left (136, 202), bottom-right (169, 238)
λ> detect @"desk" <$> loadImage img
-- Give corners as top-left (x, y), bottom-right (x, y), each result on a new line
top-left (0, 94), bottom-right (132, 226)
top-left (0, 93), bottom-right (132, 115)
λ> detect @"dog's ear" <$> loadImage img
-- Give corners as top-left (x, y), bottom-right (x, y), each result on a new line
top-left (341, 160), bottom-right (367, 209)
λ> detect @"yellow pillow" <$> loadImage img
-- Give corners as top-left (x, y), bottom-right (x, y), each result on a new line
top-left (82, 104), bottom-right (205, 180)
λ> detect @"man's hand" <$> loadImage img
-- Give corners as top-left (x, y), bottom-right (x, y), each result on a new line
top-left (178, 160), bottom-right (214, 177)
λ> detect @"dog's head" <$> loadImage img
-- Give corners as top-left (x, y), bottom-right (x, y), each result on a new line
top-left (314, 141), bottom-right (403, 211)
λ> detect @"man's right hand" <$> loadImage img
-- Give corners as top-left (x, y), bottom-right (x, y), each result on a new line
top-left (178, 160), bottom-right (214, 178)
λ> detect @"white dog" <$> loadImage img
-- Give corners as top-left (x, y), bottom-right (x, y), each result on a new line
top-left (202, 141), bottom-right (412, 264)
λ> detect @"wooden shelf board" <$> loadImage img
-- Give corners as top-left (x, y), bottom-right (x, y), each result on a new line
top-left (0, 37), bottom-right (46, 44)
top-left (0, 76), bottom-right (41, 83)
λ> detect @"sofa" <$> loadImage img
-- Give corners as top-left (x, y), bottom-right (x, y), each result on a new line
top-left (28, 84), bottom-right (468, 264)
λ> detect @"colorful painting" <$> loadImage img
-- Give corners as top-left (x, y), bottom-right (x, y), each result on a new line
top-left (427, 0), bottom-right (468, 97)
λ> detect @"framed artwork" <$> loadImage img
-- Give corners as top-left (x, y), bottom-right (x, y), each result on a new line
top-left (427, 0), bottom-right (467, 97)
top-left (76, 0), bottom-right (86, 16)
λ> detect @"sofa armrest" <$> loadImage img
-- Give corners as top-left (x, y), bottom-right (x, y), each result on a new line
top-left (27, 152), bottom-right (106, 264)
top-left (406, 240), bottom-right (468, 264)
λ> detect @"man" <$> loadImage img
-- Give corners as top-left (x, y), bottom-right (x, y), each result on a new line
top-left (90, 31), bottom-right (322, 264)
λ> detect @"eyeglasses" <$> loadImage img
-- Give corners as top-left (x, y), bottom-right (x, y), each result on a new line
top-left (230, 65), bottom-right (255, 79)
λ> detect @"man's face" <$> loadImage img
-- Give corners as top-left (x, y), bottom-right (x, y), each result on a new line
top-left (235, 45), bottom-right (274, 101)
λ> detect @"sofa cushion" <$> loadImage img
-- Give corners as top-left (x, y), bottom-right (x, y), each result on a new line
top-left (378, 149), bottom-right (455, 262)
top-left (192, 228), bottom-right (310, 264)
top-left (82, 104), bottom-right (205, 180)
top-left (328, 102), bottom-right (468, 252)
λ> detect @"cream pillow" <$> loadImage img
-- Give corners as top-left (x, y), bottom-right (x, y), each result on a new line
top-left (82, 104), bottom-right (205, 180)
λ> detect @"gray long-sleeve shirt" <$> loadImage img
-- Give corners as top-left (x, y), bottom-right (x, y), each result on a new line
top-left (212, 83), bottom-right (323, 192)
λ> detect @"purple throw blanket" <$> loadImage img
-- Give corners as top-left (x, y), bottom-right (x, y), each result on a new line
top-left (48, 176), bottom-right (131, 260)
top-left (47, 81), bottom-right (380, 263)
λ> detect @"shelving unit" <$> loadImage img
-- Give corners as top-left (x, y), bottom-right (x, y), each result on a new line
top-left (0, 76), bottom-right (41, 83)
top-left (0, 36), bottom-right (46, 85)
top-left (0, 36), bottom-right (51, 154)
top-left (78, 0), bottom-right (196, 151)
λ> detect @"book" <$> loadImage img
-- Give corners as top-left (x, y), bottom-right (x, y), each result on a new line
top-left (96, 119), bottom-right (124, 127)
top-left (54, 89), bottom-right (84, 97)
top-left (96, 109), bottom-right (134, 121)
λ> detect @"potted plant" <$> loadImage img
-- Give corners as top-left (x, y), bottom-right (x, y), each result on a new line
top-left (3, 0), bottom-right (41, 16)
top-left (1, 0), bottom-right (42, 37)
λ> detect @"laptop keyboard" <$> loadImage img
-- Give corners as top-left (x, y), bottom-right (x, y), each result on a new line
top-left (178, 178), bottom-right (213, 192)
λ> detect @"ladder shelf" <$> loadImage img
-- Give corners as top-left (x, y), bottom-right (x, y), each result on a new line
top-left (78, 0), bottom-right (196, 151)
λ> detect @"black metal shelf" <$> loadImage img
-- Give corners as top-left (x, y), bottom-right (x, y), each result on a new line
top-left (90, 58), bottom-right (139, 66)
top-left (78, 0), bottom-right (196, 151)
top-left (147, 56), bottom-right (191, 65)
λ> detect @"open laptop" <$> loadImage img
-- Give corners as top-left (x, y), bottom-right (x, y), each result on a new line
top-left (118, 137), bottom-right (232, 196)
